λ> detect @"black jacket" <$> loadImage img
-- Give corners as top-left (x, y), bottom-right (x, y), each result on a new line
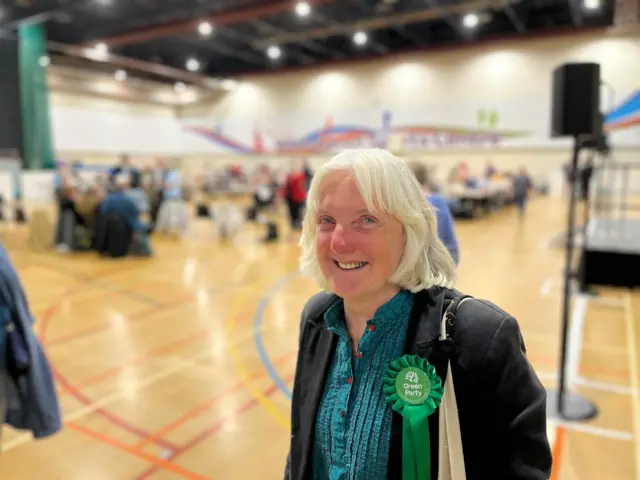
top-left (285, 287), bottom-right (552, 479)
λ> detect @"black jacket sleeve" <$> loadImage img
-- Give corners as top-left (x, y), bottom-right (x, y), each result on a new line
top-left (485, 316), bottom-right (553, 479)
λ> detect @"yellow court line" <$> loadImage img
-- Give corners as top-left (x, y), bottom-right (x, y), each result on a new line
top-left (225, 280), bottom-right (291, 430)
top-left (623, 291), bottom-right (640, 480)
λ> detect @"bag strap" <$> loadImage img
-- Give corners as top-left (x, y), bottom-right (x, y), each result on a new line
top-left (438, 293), bottom-right (473, 480)
top-left (440, 294), bottom-right (474, 341)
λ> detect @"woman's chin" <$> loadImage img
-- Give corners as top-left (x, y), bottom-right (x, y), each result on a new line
top-left (328, 276), bottom-right (369, 299)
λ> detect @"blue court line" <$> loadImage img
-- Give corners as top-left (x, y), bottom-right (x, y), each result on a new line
top-left (253, 271), bottom-right (299, 400)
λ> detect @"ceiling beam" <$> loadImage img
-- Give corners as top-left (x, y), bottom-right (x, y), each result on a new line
top-left (93, 0), bottom-right (339, 48)
top-left (568, 0), bottom-right (584, 26)
top-left (254, 0), bottom-right (509, 47)
top-left (48, 41), bottom-right (215, 87)
top-left (502, 1), bottom-right (527, 33)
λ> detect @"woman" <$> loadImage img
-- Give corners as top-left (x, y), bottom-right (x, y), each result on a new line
top-left (285, 149), bottom-right (551, 479)
top-left (410, 161), bottom-right (460, 264)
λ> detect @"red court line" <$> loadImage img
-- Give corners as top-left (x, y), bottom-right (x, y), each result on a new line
top-left (549, 425), bottom-right (566, 480)
top-left (66, 422), bottom-right (208, 480)
top-left (133, 348), bottom-right (298, 451)
top-left (37, 270), bottom-right (255, 455)
top-left (39, 298), bottom-right (179, 451)
top-left (36, 268), bottom-right (183, 451)
top-left (135, 374), bottom-right (295, 480)
top-left (45, 293), bottom-right (195, 348)
top-left (59, 293), bottom-right (259, 393)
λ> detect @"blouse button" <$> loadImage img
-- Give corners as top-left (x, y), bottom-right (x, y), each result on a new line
top-left (357, 351), bottom-right (364, 359)
top-left (340, 410), bottom-right (345, 418)
top-left (368, 324), bottom-right (375, 332)
top-left (347, 377), bottom-right (353, 385)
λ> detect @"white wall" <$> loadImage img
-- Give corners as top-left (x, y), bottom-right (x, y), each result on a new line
top-left (44, 30), bottom-right (640, 189)
top-left (177, 30), bottom-right (640, 156)
top-left (49, 91), bottom-right (181, 159)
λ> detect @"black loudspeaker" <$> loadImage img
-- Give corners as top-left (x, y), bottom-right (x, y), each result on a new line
top-left (551, 63), bottom-right (601, 138)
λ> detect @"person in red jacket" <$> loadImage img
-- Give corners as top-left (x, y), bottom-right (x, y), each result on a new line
top-left (284, 163), bottom-right (308, 232)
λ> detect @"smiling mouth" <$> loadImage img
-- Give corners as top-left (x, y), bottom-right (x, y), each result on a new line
top-left (334, 260), bottom-right (369, 271)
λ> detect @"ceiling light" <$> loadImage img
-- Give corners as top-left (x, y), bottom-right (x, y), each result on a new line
top-left (115, 69), bottom-right (127, 81)
top-left (462, 13), bottom-right (479, 28)
top-left (583, 0), bottom-right (600, 9)
top-left (353, 31), bottom-right (368, 46)
top-left (186, 57), bottom-right (200, 72)
top-left (267, 45), bottom-right (281, 60)
top-left (295, 2), bottom-right (311, 17)
top-left (38, 56), bottom-right (50, 67)
top-left (174, 82), bottom-right (186, 92)
top-left (95, 42), bottom-right (108, 55)
top-left (85, 42), bottom-right (109, 62)
top-left (198, 21), bottom-right (213, 36)
top-left (221, 79), bottom-right (237, 91)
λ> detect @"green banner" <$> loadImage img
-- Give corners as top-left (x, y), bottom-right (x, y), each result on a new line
top-left (19, 23), bottom-right (55, 170)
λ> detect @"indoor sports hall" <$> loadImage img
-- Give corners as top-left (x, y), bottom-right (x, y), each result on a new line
top-left (0, 0), bottom-right (639, 479)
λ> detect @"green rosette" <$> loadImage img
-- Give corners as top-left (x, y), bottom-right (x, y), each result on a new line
top-left (383, 355), bottom-right (444, 480)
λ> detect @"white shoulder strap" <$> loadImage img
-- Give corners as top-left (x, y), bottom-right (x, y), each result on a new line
top-left (438, 297), bottom-right (470, 480)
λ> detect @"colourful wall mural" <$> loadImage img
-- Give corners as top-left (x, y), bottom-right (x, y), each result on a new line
top-left (181, 91), bottom-right (640, 155)
top-left (183, 110), bottom-right (531, 155)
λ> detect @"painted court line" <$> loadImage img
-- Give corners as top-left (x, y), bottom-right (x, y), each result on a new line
top-left (227, 282), bottom-right (291, 429)
top-left (134, 377), bottom-right (294, 480)
top-left (558, 422), bottom-right (633, 441)
top-left (549, 425), bottom-right (565, 480)
top-left (565, 294), bottom-right (589, 390)
top-left (3, 313), bottom-right (283, 453)
top-left (66, 423), bottom-right (208, 480)
top-left (253, 272), bottom-right (299, 400)
top-left (132, 348), bottom-right (298, 451)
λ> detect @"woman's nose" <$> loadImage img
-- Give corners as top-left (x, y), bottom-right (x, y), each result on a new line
top-left (330, 224), bottom-right (354, 254)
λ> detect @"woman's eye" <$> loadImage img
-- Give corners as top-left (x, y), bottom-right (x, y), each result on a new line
top-left (317, 216), bottom-right (334, 227)
top-left (360, 216), bottom-right (378, 225)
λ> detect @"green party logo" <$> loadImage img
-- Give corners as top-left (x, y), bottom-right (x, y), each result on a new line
top-left (395, 367), bottom-right (431, 405)
top-left (478, 108), bottom-right (499, 129)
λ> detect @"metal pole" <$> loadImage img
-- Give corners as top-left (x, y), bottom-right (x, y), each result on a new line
top-left (557, 137), bottom-right (581, 415)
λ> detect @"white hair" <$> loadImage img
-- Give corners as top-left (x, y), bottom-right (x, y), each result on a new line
top-left (299, 148), bottom-right (456, 292)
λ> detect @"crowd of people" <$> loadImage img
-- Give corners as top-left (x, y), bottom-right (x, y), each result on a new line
top-left (49, 155), bottom-right (316, 257)
top-left (53, 155), bottom-right (185, 257)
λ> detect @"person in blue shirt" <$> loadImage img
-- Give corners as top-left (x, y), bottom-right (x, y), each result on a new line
top-left (410, 162), bottom-right (460, 264)
top-left (100, 175), bottom-right (146, 233)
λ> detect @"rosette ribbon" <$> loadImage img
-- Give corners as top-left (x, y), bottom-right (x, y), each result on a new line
top-left (383, 354), bottom-right (444, 480)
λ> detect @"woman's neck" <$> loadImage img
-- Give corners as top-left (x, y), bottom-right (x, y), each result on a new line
top-left (343, 286), bottom-right (400, 345)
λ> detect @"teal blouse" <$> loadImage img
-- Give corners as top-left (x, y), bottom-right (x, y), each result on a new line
top-left (312, 290), bottom-right (414, 480)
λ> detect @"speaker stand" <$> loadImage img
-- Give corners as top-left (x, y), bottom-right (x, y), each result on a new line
top-left (546, 135), bottom-right (599, 423)
top-left (546, 390), bottom-right (598, 421)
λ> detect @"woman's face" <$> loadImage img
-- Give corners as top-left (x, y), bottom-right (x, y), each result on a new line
top-left (315, 170), bottom-right (405, 304)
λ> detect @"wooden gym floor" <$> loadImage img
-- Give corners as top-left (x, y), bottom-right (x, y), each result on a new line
top-left (1, 195), bottom-right (639, 480)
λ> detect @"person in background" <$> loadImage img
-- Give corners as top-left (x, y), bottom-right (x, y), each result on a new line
top-left (284, 148), bottom-right (551, 479)
top-left (410, 162), bottom-right (460, 265)
top-left (485, 160), bottom-right (497, 179)
top-left (155, 168), bottom-right (188, 238)
top-left (109, 154), bottom-right (140, 190)
top-left (149, 158), bottom-right (169, 231)
top-left (100, 175), bottom-right (146, 234)
top-left (283, 161), bottom-right (308, 235)
top-left (512, 166), bottom-right (534, 218)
